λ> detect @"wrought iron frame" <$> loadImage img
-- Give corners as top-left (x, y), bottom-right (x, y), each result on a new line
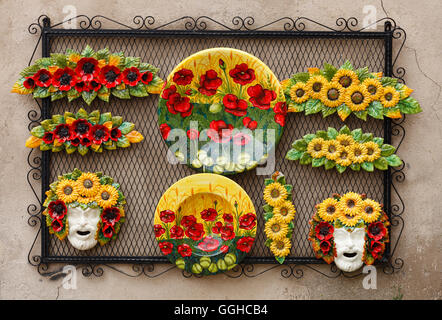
top-left (26, 15), bottom-right (406, 278)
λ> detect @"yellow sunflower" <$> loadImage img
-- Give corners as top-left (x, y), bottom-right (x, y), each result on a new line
top-left (289, 82), bottom-right (309, 104)
top-left (273, 200), bottom-right (296, 224)
top-left (362, 78), bottom-right (383, 101)
top-left (270, 237), bottom-right (292, 257)
top-left (338, 192), bottom-right (363, 216)
top-left (77, 172), bottom-right (101, 198)
top-left (335, 148), bottom-right (352, 167)
top-left (306, 75), bottom-right (328, 99)
top-left (360, 199), bottom-right (382, 223)
top-left (337, 211), bottom-right (362, 227)
top-left (347, 143), bottom-right (368, 164)
top-left (380, 86), bottom-right (400, 108)
top-left (345, 84), bottom-right (371, 111)
top-left (319, 82), bottom-right (345, 108)
top-left (55, 179), bottom-right (79, 203)
top-left (265, 216), bottom-right (289, 241)
top-left (317, 198), bottom-right (340, 222)
top-left (322, 140), bottom-right (343, 161)
top-left (364, 141), bottom-right (382, 162)
top-left (307, 138), bottom-right (326, 158)
top-left (335, 134), bottom-right (355, 148)
top-left (263, 182), bottom-right (288, 207)
top-left (331, 69), bottom-right (360, 88)
top-left (95, 185), bottom-right (119, 208)
top-left (76, 195), bottom-right (94, 205)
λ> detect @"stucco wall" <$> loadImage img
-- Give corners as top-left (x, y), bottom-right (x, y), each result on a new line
top-left (0, 0), bottom-right (440, 299)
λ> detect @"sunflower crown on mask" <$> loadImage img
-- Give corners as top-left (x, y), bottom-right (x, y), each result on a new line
top-left (308, 192), bottom-right (390, 265)
top-left (281, 60), bottom-right (422, 121)
top-left (43, 168), bottom-right (126, 245)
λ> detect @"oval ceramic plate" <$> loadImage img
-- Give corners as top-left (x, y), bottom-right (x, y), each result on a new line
top-left (154, 174), bottom-right (257, 275)
top-left (158, 48), bottom-right (286, 175)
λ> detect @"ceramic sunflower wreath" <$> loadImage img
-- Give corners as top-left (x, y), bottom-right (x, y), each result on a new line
top-left (12, 45), bottom-right (163, 104)
top-left (281, 61), bottom-right (422, 121)
top-left (43, 168), bottom-right (126, 250)
top-left (309, 192), bottom-right (389, 272)
top-left (286, 125), bottom-right (402, 173)
top-left (262, 172), bottom-right (296, 263)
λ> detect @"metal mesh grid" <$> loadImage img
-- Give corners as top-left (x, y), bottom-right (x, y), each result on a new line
top-left (46, 35), bottom-right (385, 263)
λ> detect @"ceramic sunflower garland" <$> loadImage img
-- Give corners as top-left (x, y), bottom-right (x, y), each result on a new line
top-left (309, 192), bottom-right (389, 272)
top-left (12, 45), bottom-right (163, 104)
top-left (281, 61), bottom-right (422, 121)
top-left (262, 172), bottom-right (296, 263)
top-left (43, 168), bottom-right (126, 250)
top-left (286, 125), bottom-right (402, 173)
top-left (25, 108), bottom-right (144, 155)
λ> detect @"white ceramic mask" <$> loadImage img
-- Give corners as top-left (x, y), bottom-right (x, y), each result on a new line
top-left (67, 206), bottom-right (101, 250)
top-left (333, 227), bottom-right (365, 272)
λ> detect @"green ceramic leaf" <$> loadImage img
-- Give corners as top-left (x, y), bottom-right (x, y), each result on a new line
top-left (373, 137), bottom-right (384, 146)
top-left (305, 99), bottom-right (323, 115)
top-left (119, 122), bottom-right (135, 135)
top-left (339, 125), bottom-right (351, 135)
top-left (112, 88), bottom-right (131, 99)
top-left (284, 184), bottom-right (293, 194)
top-left (124, 57), bottom-right (141, 68)
top-left (312, 157), bottom-right (325, 167)
top-left (340, 60), bottom-right (354, 70)
top-left (351, 128), bottom-right (363, 141)
top-left (285, 149), bottom-right (304, 161)
top-left (65, 143), bottom-right (77, 154)
top-left (33, 87), bottom-right (50, 99)
top-left (276, 174), bottom-right (286, 185)
top-left (350, 163), bottom-right (361, 171)
top-left (337, 104), bottom-right (351, 120)
top-left (380, 144), bottom-right (396, 157)
top-left (264, 238), bottom-right (272, 247)
top-left (360, 133), bottom-right (373, 143)
top-left (97, 86), bottom-right (110, 102)
top-left (292, 72), bottom-right (310, 83)
top-left (302, 134), bottom-right (316, 143)
top-left (324, 159), bottom-right (336, 170)
top-left (356, 67), bottom-right (370, 81)
top-left (263, 204), bottom-right (273, 213)
top-left (67, 88), bottom-right (81, 102)
top-left (398, 97), bottom-right (422, 114)
top-left (40, 119), bottom-right (53, 131)
top-left (385, 154), bottom-right (402, 167)
top-left (112, 116), bottom-right (123, 127)
top-left (81, 45), bottom-right (95, 57)
top-left (354, 110), bottom-right (368, 121)
top-left (367, 101), bottom-right (384, 119)
top-left (361, 162), bottom-right (374, 172)
top-left (322, 63), bottom-right (338, 81)
top-left (30, 126), bottom-right (45, 138)
top-left (299, 152), bottom-right (313, 165)
top-left (40, 142), bottom-right (51, 151)
top-left (35, 57), bottom-right (53, 68)
top-left (51, 53), bottom-right (67, 68)
top-left (82, 91), bottom-right (97, 105)
top-left (99, 112), bottom-right (112, 124)
top-left (117, 136), bottom-right (131, 148)
top-left (264, 178), bottom-right (274, 186)
top-left (327, 127), bottom-right (339, 139)
top-left (129, 83), bottom-right (148, 97)
top-left (51, 91), bottom-right (66, 101)
top-left (76, 108), bottom-right (88, 119)
top-left (381, 77), bottom-right (398, 87)
top-left (51, 114), bottom-right (64, 124)
top-left (19, 64), bottom-right (40, 77)
top-left (94, 48), bottom-right (109, 60)
top-left (315, 130), bottom-right (328, 140)
top-left (374, 157), bottom-right (388, 170)
top-left (321, 106), bottom-right (337, 118)
top-left (78, 144), bottom-right (89, 156)
top-left (336, 164), bottom-right (347, 173)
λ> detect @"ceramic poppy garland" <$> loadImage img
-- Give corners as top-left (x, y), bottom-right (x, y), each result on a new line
top-left (286, 125), bottom-right (402, 173)
top-left (12, 45), bottom-right (163, 104)
top-left (25, 108), bottom-right (144, 155)
top-left (309, 192), bottom-right (389, 272)
top-left (158, 47), bottom-right (286, 175)
top-left (262, 172), bottom-right (296, 263)
top-left (281, 61), bottom-right (422, 121)
top-left (43, 168), bottom-right (126, 250)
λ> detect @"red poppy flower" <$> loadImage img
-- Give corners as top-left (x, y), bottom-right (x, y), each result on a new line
top-left (197, 236), bottom-right (220, 252)
top-left (219, 59), bottom-right (226, 70)
top-left (101, 207), bottom-right (121, 226)
top-left (223, 213), bottom-right (233, 224)
top-left (187, 129), bottom-right (199, 140)
top-left (220, 225), bottom-right (235, 241)
top-left (52, 67), bottom-right (77, 91)
top-left (160, 210), bottom-right (175, 223)
top-left (320, 240), bottom-right (331, 255)
top-left (233, 132), bottom-right (251, 146)
top-left (70, 137), bottom-right (81, 147)
top-left (42, 131), bottom-right (55, 144)
top-left (273, 101), bottom-right (288, 127)
top-left (207, 120), bottom-right (233, 143)
top-left (110, 128), bottom-right (122, 141)
top-left (122, 67), bottom-right (141, 86)
top-left (185, 89), bottom-right (192, 95)
top-left (198, 70), bottom-right (222, 96)
top-left (161, 85), bottom-right (177, 100)
top-left (154, 224), bottom-right (165, 238)
top-left (48, 200), bottom-right (67, 220)
top-left (90, 124), bottom-right (110, 145)
top-left (242, 117), bottom-right (258, 130)
top-left (70, 119), bottom-right (92, 139)
top-left (211, 221), bottom-right (223, 234)
top-left (185, 222), bottom-right (205, 241)
top-left (229, 63), bottom-right (256, 85)
top-left (23, 77), bottom-right (36, 89)
top-left (159, 241), bottom-right (173, 255)
top-left (88, 80), bottom-right (102, 92)
top-left (247, 84), bottom-right (276, 110)
top-left (33, 69), bottom-right (52, 87)
top-left (53, 123), bottom-right (72, 143)
top-left (236, 236), bottom-right (254, 253)
top-left (220, 245), bottom-right (229, 253)
top-left (239, 213), bottom-right (256, 230)
top-left (367, 222), bottom-right (386, 241)
top-left (51, 219), bottom-right (64, 233)
top-left (223, 94), bottom-right (248, 117)
top-left (75, 57), bottom-right (100, 82)
top-left (98, 65), bottom-right (122, 88)
top-left (166, 92), bottom-right (193, 118)
top-left (159, 123), bottom-right (171, 140)
top-left (181, 215), bottom-right (197, 228)
top-left (177, 244), bottom-right (192, 257)
top-left (141, 71), bottom-right (153, 85)
top-left (80, 136), bottom-right (92, 147)
top-left (370, 241), bottom-right (384, 259)
top-left (74, 81), bottom-right (90, 93)
top-left (315, 221), bottom-right (334, 241)
top-left (200, 208), bottom-right (217, 221)
top-left (170, 225), bottom-right (184, 239)
top-left (102, 223), bottom-right (115, 238)
top-left (173, 68), bottom-right (194, 86)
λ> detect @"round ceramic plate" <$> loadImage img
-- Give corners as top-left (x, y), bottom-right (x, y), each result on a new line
top-left (158, 48), bottom-right (286, 175)
top-left (154, 174), bottom-right (257, 275)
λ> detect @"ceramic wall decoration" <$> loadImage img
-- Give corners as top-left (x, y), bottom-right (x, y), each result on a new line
top-left (12, 45), bottom-right (163, 104)
top-left (309, 192), bottom-right (389, 272)
top-left (262, 172), bottom-right (295, 263)
top-left (158, 47), bottom-right (287, 175)
top-left (286, 125), bottom-right (402, 173)
top-left (281, 61), bottom-right (422, 121)
top-left (154, 174), bottom-right (256, 275)
top-left (42, 168), bottom-right (126, 250)
top-left (25, 108), bottom-right (144, 155)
